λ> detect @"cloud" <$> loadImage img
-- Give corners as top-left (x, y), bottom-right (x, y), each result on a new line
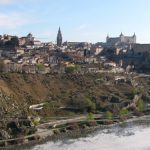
top-left (0, 12), bottom-right (36, 29)
top-left (76, 24), bottom-right (87, 31)
top-left (0, 0), bottom-right (16, 5)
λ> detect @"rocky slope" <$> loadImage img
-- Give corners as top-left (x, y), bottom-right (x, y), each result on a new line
top-left (0, 72), bottom-right (149, 117)
top-left (0, 72), bottom-right (150, 142)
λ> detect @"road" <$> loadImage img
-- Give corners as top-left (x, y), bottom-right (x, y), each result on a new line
top-left (37, 114), bottom-right (102, 129)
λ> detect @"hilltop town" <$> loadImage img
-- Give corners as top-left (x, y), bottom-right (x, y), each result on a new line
top-left (0, 28), bottom-right (150, 148)
top-left (0, 28), bottom-right (150, 74)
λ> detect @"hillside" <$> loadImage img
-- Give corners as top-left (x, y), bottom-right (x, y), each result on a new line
top-left (0, 72), bottom-right (150, 119)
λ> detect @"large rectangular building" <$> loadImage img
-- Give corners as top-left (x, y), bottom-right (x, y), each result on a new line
top-left (106, 33), bottom-right (136, 48)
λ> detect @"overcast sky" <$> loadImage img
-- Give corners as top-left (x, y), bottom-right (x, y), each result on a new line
top-left (0, 0), bottom-right (150, 43)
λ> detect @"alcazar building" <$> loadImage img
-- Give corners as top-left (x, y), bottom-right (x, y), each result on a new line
top-left (106, 33), bottom-right (136, 48)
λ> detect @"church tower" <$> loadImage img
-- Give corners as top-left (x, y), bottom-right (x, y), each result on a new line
top-left (120, 32), bottom-right (124, 43)
top-left (57, 27), bottom-right (62, 47)
top-left (106, 34), bottom-right (109, 43)
top-left (133, 33), bottom-right (136, 43)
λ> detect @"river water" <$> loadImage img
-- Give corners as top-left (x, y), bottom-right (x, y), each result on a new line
top-left (31, 117), bottom-right (150, 150)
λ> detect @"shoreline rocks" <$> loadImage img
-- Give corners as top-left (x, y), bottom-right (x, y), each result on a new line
top-left (1, 115), bottom-right (150, 150)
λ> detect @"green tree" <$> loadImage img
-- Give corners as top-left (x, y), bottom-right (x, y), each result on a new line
top-left (137, 99), bottom-right (145, 112)
top-left (65, 65), bottom-right (79, 74)
top-left (105, 111), bottom-right (113, 120)
top-left (36, 64), bottom-right (45, 71)
top-left (131, 88), bottom-right (139, 95)
top-left (85, 98), bottom-right (96, 112)
top-left (87, 112), bottom-right (94, 121)
top-left (119, 108), bottom-right (129, 118)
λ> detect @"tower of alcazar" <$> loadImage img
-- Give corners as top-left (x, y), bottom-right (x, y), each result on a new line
top-left (106, 33), bottom-right (136, 48)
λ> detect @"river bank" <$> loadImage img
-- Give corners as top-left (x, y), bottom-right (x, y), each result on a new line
top-left (0, 73), bottom-right (150, 149)
top-left (31, 116), bottom-right (150, 150)
top-left (1, 114), bottom-right (150, 150)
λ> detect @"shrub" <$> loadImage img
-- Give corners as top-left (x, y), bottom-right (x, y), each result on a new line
top-left (32, 117), bottom-right (40, 126)
top-left (119, 108), bottom-right (129, 118)
top-left (65, 65), bottom-right (80, 74)
top-left (87, 113), bottom-right (94, 121)
top-left (105, 111), bottom-right (113, 120)
top-left (131, 88), bottom-right (139, 96)
top-left (36, 64), bottom-right (45, 71)
top-left (137, 99), bottom-right (145, 112)
top-left (85, 98), bottom-right (96, 112)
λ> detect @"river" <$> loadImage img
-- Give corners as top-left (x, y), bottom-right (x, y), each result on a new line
top-left (31, 117), bottom-right (150, 150)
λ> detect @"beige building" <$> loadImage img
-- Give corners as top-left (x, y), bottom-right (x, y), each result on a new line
top-left (106, 33), bottom-right (136, 48)
top-left (16, 48), bottom-right (25, 56)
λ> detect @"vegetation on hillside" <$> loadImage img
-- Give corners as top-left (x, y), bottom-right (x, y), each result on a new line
top-left (0, 72), bottom-right (150, 142)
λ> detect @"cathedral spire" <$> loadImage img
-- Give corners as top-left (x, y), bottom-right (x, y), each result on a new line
top-left (57, 27), bottom-right (62, 47)
top-left (106, 34), bottom-right (109, 42)
top-left (120, 32), bottom-right (124, 37)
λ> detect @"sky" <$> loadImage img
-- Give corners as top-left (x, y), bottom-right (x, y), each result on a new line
top-left (0, 0), bottom-right (150, 43)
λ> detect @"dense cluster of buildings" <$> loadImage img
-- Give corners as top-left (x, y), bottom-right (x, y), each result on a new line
top-left (0, 28), bottom-right (150, 74)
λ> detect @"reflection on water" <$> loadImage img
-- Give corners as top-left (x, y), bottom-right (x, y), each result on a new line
top-left (31, 117), bottom-right (150, 150)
